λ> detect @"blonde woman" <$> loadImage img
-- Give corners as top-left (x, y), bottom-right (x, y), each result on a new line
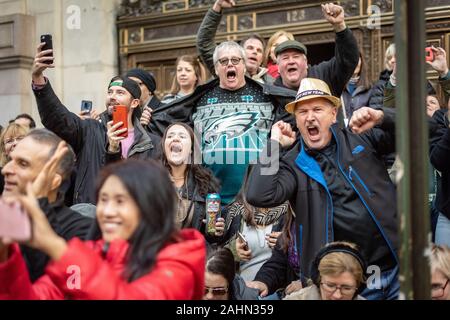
top-left (0, 123), bottom-right (28, 167)
top-left (430, 244), bottom-right (450, 300)
top-left (0, 123), bottom-right (29, 193)
top-left (284, 242), bottom-right (366, 300)
top-left (263, 30), bottom-right (294, 79)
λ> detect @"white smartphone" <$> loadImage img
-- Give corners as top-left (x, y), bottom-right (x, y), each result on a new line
top-left (237, 231), bottom-right (249, 251)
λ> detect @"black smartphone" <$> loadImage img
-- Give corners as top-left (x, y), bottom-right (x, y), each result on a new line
top-left (81, 100), bottom-right (93, 115)
top-left (40, 34), bottom-right (53, 63)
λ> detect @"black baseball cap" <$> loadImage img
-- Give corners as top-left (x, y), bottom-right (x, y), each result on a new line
top-left (108, 77), bottom-right (142, 100)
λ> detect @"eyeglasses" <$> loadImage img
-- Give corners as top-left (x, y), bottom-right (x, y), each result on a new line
top-left (4, 136), bottom-right (25, 146)
top-left (320, 282), bottom-right (357, 296)
top-left (217, 57), bottom-right (243, 66)
top-left (431, 279), bottom-right (449, 298)
top-left (204, 286), bottom-right (228, 296)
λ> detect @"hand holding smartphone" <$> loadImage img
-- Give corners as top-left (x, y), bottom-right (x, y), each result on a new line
top-left (40, 34), bottom-right (54, 64)
top-left (112, 105), bottom-right (128, 138)
top-left (81, 100), bottom-right (93, 116)
top-left (0, 200), bottom-right (31, 242)
top-left (237, 232), bottom-right (249, 251)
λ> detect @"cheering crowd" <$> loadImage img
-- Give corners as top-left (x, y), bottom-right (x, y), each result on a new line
top-left (0, 1), bottom-right (449, 300)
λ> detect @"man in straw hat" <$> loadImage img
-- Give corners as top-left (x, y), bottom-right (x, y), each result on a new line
top-left (246, 78), bottom-right (399, 300)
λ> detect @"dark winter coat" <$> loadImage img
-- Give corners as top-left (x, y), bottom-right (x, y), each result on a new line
top-left (246, 109), bottom-right (398, 280)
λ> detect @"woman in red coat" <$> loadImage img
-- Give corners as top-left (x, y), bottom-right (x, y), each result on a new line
top-left (0, 147), bottom-right (205, 300)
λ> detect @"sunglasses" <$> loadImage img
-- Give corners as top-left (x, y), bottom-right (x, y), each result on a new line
top-left (204, 286), bottom-right (228, 296)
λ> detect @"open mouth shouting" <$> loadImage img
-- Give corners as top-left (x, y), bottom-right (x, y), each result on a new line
top-left (226, 69), bottom-right (237, 82)
top-left (217, 52), bottom-right (245, 90)
top-left (306, 124), bottom-right (321, 142)
top-left (170, 143), bottom-right (183, 154)
top-left (287, 66), bottom-right (298, 75)
top-left (168, 142), bottom-right (188, 166)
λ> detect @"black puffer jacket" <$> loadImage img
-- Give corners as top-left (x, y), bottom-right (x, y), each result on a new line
top-left (34, 81), bottom-right (160, 204)
top-left (246, 109), bottom-right (398, 280)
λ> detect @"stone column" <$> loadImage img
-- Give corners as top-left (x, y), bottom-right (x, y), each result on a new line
top-left (0, 0), bottom-right (121, 127)
top-left (0, 13), bottom-right (35, 126)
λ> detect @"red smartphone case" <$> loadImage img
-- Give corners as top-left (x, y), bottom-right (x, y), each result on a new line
top-left (112, 105), bottom-right (128, 138)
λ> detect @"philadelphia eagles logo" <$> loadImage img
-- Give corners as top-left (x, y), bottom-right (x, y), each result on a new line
top-left (204, 112), bottom-right (260, 146)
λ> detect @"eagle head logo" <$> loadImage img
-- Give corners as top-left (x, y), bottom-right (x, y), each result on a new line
top-left (204, 112), bottom-right (260, 147)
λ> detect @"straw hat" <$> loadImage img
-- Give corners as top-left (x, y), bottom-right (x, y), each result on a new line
top-left (285, 78), bottom-right (341, 114)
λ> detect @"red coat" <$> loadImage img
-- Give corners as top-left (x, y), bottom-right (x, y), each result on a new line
top-left (0, 229), bottom-right (205, 300)
top-left (267, 60), bottom-right (279, 79)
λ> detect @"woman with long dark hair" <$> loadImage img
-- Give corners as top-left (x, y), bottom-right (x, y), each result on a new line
top-left (161, 123), bottom-right (223, 242)
top-left (0, 150), bottom-right (205, 299)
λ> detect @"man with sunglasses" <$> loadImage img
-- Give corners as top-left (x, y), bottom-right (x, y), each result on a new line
top-left (149, 41), bottom-right (295, 206)
top-left (197, 0), bottom-right (273, 84)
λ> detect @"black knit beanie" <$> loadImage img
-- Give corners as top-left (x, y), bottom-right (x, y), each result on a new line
top-left (125, 68), bottom-right (156, 94)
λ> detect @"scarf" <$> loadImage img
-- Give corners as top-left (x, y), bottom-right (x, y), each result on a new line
top-left (225, 201), bottom-right (289, 230)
